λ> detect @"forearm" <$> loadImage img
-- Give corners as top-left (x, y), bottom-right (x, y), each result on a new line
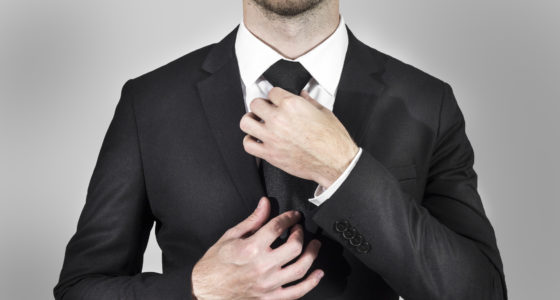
top-left (311, 150), bottom-right (506, 299)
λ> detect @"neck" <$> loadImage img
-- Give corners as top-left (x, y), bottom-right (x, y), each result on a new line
top-left (242, 0), bottom-right (340, 60)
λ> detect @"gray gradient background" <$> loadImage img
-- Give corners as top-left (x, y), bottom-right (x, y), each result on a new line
top-left (1, 1), bottom-right (558, 299)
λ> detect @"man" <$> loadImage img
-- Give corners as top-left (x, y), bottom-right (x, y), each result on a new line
top-left (54, 0), bottom-right (507, 299)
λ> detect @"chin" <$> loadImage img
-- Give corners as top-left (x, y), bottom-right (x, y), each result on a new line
top-left (252, 0), bottom-right (324, 17)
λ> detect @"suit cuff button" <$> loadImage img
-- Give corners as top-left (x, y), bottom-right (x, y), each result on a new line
top-left (342, 227), bottom-right (357, 240)
top-left (334, 219), bottom-right (349, 232)
top-left (349, 234), bottom-right (363, 246)
top-left (357, 241), bottom-right (371, 254)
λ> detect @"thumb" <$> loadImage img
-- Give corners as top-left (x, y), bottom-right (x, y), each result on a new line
top-left (300, 90), bottom-right (323, 110)
top-left (225, 197), bottom-right (270, 239)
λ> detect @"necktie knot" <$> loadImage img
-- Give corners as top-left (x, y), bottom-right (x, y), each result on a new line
top-left (262, 59), bottom-right (311, 95)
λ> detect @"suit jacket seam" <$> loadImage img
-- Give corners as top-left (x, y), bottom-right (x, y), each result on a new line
top-left (123, 79), bottom-right (155, 219)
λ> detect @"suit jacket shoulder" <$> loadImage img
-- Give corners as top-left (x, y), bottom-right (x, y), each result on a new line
top-left (123, 41), bottom-right (215, 108)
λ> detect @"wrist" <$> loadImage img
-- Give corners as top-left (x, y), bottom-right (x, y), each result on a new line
top-left (315, 142), bottom-right (359, 187)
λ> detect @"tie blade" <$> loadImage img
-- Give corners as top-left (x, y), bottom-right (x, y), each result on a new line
top-left (259, 160), bottom-right (320, 234)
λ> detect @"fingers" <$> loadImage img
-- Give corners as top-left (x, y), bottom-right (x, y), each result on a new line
top-left (243, 134), bottom-right (267, 158)
top-left (274, 239), bottom-right (322, 285)
top-left (268, 87), bottom-right (322, 112)
top-left (267, 269), bottom-right (324, 300)
top-left (269, 224), bottom-right (304, 267)
top-left (224, 197), bottom-right (270, 240)
top-left (300, 90), bottom-right (324, 110)
top-left (240, 112), bottom-right (267, 141)
top-left (250, 210), bottom-right (301, 247)
top-left (249, 98), bottom-right (276, 121)
top-left (267, 87), bottom-right (295, 106)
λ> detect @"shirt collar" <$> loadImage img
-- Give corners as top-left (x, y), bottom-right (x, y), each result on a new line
top-left (235, 15), bottom-right (349, 97)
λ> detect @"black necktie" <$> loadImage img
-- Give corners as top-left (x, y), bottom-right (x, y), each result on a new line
top-left (259, 59), bottom-right (351, 296)
top-left (259, 59), bottom-right (319, 244)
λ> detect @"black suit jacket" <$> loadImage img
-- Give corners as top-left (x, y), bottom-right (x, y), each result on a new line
top-left (54, 25), bottom-right (507, 299)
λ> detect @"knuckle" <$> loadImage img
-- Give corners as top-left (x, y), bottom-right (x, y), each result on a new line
top-left (240, 117), bottom-right (254, 133)
top-left (295, 243), bottom-right (304, 256)
top-left (292, 225), bottom-right (303, 237)
top-left (253, 260), bottom-right (270, 277)
top-left (294, 265), bottom-right (307, 280)
top-left (281, 96), bottom-right (296, 107)
top-left (270, 86), bottom-right (282, 95)
top-left (271, 220), bottom-right (284, 235)
top-left (249, 99), bottom-right (259, 111)
top-left (289, 240), bottom-right (303, 256)
top-left (217, 242), bottom-right (234, 257)
top-left (224, 227), bottom-right (238, 238)
top-left (249, 98), bottom-right (263, 112)
top-left (283, 210), bottom-right (298, 221)
top-left (255, 279), bottom-right (273, 293)
top-left (241, 241), bottom-right (260, 258)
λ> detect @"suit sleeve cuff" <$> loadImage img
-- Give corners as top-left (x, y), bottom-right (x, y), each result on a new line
top-left (308, 147), bottom-right (363, 206)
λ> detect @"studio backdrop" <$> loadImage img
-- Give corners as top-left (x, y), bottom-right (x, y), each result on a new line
top-left (0, 0), bottom-right (558, 299)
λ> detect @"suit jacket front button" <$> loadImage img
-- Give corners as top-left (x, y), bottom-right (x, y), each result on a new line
top-left (357, 241), bottom-right (371, 254)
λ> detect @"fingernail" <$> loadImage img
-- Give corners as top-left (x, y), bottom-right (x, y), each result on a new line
top-left (294, 210), bottom-right (301, 216)
top-left (317, 271), bottom-right (324, 279)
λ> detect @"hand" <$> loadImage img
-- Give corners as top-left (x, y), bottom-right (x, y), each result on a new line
top-left (240, 87), bottom-right (359, 188)
top-left (191, 197), bottom-right (324, 300)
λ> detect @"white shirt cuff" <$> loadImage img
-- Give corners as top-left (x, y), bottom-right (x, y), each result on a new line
top-left (308, 147), bottom-right (363, 206)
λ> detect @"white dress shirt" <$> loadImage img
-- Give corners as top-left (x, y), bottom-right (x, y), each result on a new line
top-left (234, 15), bottom-right (363, 206)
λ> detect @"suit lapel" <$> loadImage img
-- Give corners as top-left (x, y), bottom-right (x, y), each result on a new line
top-left (197, 26), bottom-right (265, 211)
top-left (333, 26), bottom-right (386, 144)
top-left (195, 25), bottom-right (386, 211)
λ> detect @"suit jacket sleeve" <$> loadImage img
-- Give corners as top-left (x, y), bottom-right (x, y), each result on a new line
top-left (311, 82), bottom-right (507, 300)
top-left (53, 80), bottom-right (192, 300)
